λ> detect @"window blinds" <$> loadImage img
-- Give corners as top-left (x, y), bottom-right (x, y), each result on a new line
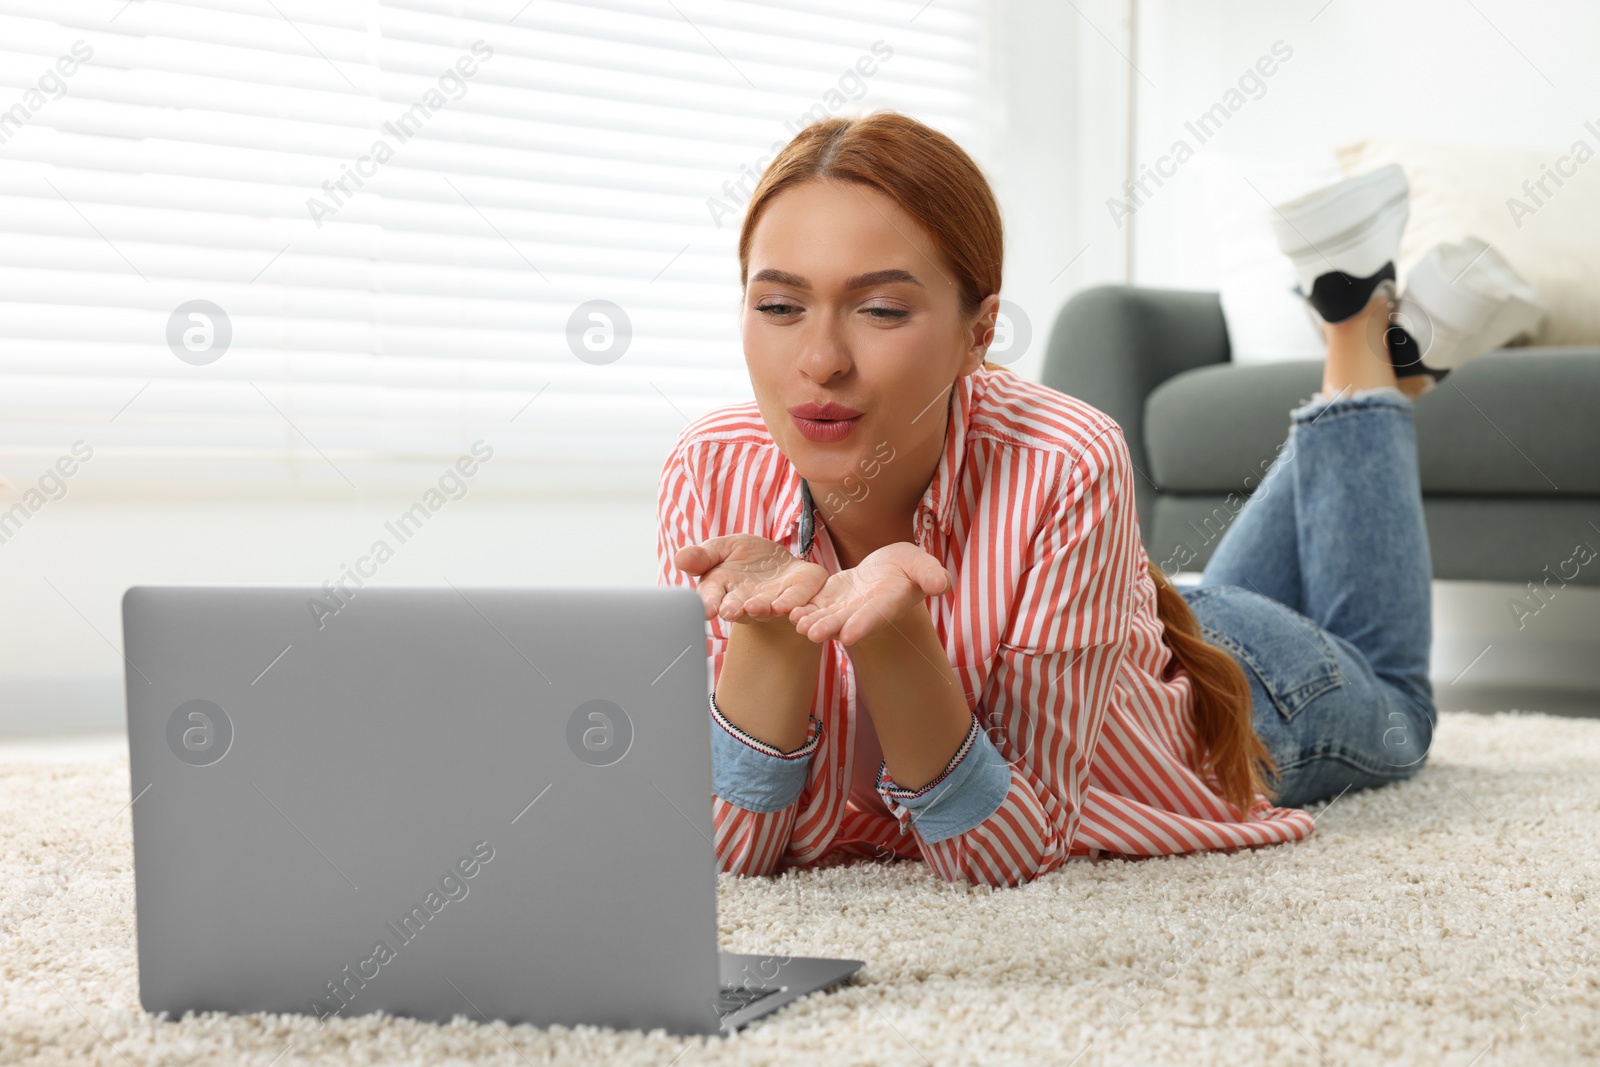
top-left (0, 0), bottom-right (984, 491)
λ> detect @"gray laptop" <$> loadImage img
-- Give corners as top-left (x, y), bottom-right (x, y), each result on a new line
top-left (121, 585), bottom-right (862, 1037)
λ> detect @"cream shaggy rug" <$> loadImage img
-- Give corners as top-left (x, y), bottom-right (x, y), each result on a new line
top-left (3, 710), bottom-right (1599, 1067)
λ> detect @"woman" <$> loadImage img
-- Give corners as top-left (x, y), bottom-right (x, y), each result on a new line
top-left (656, 112), bottom-right (1525, 888)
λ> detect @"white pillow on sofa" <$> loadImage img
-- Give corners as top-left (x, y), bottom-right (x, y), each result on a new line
top-left (1194, 152), bottom-right (1344, 365)
top-left (1336, 137), bottom-right (1600, 348)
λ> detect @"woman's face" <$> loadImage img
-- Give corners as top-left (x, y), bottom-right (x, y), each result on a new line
top-left (741, 179), bottom-right (997, 492)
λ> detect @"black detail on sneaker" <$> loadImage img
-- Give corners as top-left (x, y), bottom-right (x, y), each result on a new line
top-left (1305, 262), bottom-right (1398, 324)
top-left (1385, 324), bottom-right (1448, 382)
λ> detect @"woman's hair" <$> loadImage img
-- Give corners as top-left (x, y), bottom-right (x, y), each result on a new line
top-left (739, 110), bottom-right (1277, 818)
top-left (1147, 563), bottom-right (1281, 816)
top-left (736, 111), bottom-right (1006, 372)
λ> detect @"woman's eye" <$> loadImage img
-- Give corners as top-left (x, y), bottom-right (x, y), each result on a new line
top-left (864, 306), bottom-right (908, 320)
top-left (756, 302), bottom-right (799, 316)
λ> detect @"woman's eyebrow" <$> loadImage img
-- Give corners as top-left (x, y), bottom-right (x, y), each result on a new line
top-left (749, 267), bottom-right (924, 290)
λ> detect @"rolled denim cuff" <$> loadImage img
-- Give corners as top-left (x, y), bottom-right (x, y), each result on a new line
top-left (877, 714), bottom-right (1012, 844)
top-left (708, 691), bottom-right (823, 813)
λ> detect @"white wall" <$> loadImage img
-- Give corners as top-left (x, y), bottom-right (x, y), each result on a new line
top-left (1122, 0), bottom-right (1600, 289)
top-left (980, 0), bottom-right (1134, 375)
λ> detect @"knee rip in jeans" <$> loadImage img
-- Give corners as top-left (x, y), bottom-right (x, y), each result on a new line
top-left (1290, 400), bottom-right (1415, 435)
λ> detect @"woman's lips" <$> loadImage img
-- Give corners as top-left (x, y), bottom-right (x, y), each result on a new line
top-left (787, 401), bottom-right (863, 443)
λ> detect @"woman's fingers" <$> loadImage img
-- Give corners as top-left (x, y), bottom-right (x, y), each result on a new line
top-left (768, 569), bottom-right (824, 614)
top-left (741, 590), bottom-right (779, 618)
top-left (728, 571), bottom-right (791, 619)
top-left (797, 565), bottom-right (935, 646)
top-left (693, 576), bottom-right (728, 621)
top-left (794, 590), bottom-right (858, 642)
top-left (794, 607), bottom-right (840, 642)
top-left (716, 585), bottom-right (753, 621)
top-left (908, 555), bottom-right (954, 597)
top-left (673, 543), bottom-right (712, 575)
top-left (679, 536), bottom-right (936, 640)
top-left (766, 588), bottom-right (801, 615)
top-left (678, 536), bottom-right (774, 621)
top-left (675, 535), bottom-right (749, 577)
top-left (837, 613), bottom-right (874, 647)
top-left (787, 599), bottom-right (835, 630)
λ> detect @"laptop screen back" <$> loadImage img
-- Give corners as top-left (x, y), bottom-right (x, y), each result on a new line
top-left (122, 585), bottom-right (724, 1036)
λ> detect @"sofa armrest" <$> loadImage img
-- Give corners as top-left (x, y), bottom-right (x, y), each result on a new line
top-left (1038, 285), bottom-right (1232, 533)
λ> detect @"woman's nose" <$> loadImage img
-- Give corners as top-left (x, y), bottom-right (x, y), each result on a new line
top-left (799, 325), bottom-right (851, 382)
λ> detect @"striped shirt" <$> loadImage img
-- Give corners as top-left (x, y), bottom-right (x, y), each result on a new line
top-left (656, 366), bottom-right (1315, 887)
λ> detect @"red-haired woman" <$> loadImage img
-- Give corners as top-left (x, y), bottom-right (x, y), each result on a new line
top-left (657, 112), bottom-right (1503, 888)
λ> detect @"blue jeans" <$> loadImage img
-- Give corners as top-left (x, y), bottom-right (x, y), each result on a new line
top-left (1181, 387), bottom-right (1437, 809)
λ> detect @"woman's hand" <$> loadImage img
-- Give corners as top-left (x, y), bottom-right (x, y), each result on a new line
top-left (674, 535), bottom-right (829, 624)
top-left (788, 542), bottom-right (953, 646)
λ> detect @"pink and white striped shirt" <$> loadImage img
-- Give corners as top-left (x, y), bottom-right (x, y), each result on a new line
top-left (656, 366), bottom-right (1314, 888)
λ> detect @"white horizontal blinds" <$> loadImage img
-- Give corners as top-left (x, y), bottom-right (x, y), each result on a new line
top-left (0, 0), bottom-right (983, 490)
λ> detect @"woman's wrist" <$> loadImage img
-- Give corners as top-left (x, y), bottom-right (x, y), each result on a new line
top-left (717, 614), bottom-right (825, 753)
top-left (841, 594), bottom-right (971, 792)
top-left (733, 611), bottom-right (821, 646)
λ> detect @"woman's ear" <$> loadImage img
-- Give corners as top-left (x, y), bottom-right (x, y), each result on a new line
top-left (962, 293), bottom-right (1003, 373)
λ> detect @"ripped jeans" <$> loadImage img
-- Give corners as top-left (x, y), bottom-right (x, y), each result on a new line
top-left (1181, 387), bottom-right (1437, 810)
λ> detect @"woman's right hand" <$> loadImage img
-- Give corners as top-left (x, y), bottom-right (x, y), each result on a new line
top-left (674, 535), bottom-right (829, 625)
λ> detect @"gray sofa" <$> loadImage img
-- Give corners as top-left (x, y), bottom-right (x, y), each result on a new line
top-left (1041, 285), bottom-right (1600, 587)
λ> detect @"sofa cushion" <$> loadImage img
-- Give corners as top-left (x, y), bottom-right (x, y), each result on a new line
top-left (1148, 493), bottom-right (1600, 585)
top-left (1145, 347), bottom-right (1600, 497)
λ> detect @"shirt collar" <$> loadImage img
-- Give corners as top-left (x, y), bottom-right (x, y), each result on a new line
top-left (786, 370), bottom-right (976, 556)
top-left (923, 369), bottom-right (975, 533)
top-left (776, 463), bottom-right (806, 556)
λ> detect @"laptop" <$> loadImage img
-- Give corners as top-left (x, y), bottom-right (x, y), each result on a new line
top-left (121, 584), bottom-right (862, 1037)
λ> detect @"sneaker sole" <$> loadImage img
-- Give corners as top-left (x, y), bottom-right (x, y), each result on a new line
top-left (1269, 163), bottom-right (1411, 293)
top-left (1392, 238), bottom-right (1545, 373)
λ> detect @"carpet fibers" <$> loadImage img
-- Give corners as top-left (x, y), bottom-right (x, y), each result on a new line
top-left (3, 710), bottom-right (1598, 1066)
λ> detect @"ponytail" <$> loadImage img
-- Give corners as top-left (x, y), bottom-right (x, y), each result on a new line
top-left (1146, 563), bottom-right (1280, 818)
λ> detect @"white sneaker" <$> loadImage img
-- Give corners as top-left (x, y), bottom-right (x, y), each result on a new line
top-left (1387, 237), bottom-right (1545, 378)
top-left (1268, 163), bottom-right (1411, 324)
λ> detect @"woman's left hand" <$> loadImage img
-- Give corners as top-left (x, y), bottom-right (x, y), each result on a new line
top-left (788, 542), bottom-right (953, 646)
